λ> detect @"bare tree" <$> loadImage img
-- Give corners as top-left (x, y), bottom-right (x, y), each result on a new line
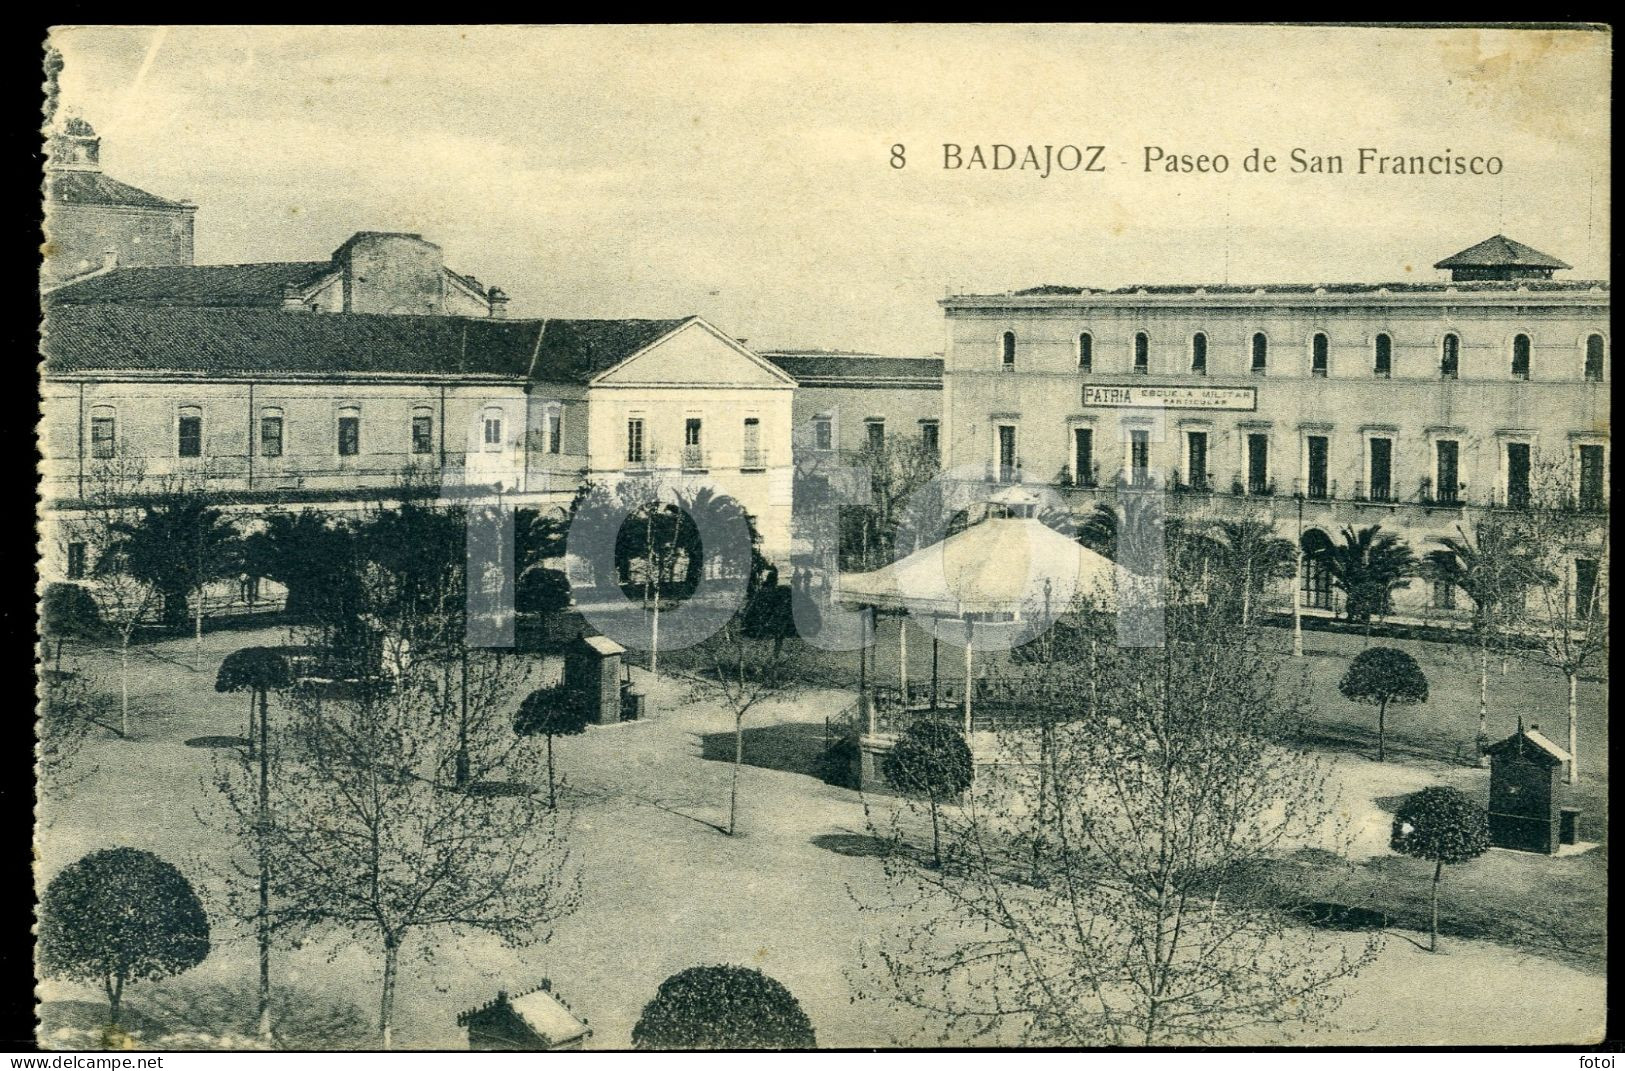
top-left (667, 589), bottom-right (808, 837)
top-left (1503, 460), bottom-right (1610, 784)
top-left (857, 598), bottom-right (1379, 1045)
top-left (59, 456), bottom-right (159, 736)
top-left (207, 650), bottom-right (576, 1049)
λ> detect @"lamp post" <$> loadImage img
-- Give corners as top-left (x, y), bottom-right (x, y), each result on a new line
top-left (1292, 491), bottom-right (1304, 658)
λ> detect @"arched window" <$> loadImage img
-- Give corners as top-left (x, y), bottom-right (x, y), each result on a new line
top-left (1511, 334), bottom-right (1531, 380)
top-left (1191, 332), bottom-right (1208, 374)
top-left (1374, 333), bottom-right (1393, 377)
top-left (1311, 333), bottom-right (1329, 377)
top-left (1300, 529), bottom-right (1336, 610)
top-left (337, 406), bottom-right (361, 457)
top-left (1585, 333), bottom-right (1605, 382)
top-left (1250, 332), bottom-right (1268, 375)
top-left (1000, 331), bottom-right (1016, 368)
top-left (481, 406), bottom-right (505, 451)
top-left (89, 405), bottom-right (116, 459)
top-left (1133, 332), bottom-right (1150, 374)
top-left (1440, 333), bottom-right (1460, 379)
top-left (1078, 332), bottom-right (1093, 372)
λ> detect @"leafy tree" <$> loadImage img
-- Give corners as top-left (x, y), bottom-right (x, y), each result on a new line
top-left (516, 567), bottom-right (572, 618)
top-left (880, 717), bottom-right (973, 867)
top-left (241, 511), bottom-right (362, 630)
top-left (38, 848), bottom-right (210, 1026)
top-left (41, 582), bottom-right (103, 673)
top-left (215, 646), bottom-right (294, 1040)
top-left (1421, 521), bottom-right (1553, 746)
top-left (632, 965), bottom-right (816, 1050)
top-left (1390, 786), bottom-right (1489, 952)
top-left (110, 493), bottom-right (241, 669)
top-left (514, 685), bottom-right (593, 808)
top-left (1338, 647), bottom-right (1429, 762)
top-left (1315, 524), bottom-right (1416, 634)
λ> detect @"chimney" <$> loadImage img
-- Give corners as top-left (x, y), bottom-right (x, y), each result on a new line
top-left (282, 283), bottom-right (309, 311)
top-left (735, 337), bottom-right (749, 347)
top-left (99, 251), bottom-right (119, 272)
top-left (488, 286), bottom-right (510, 319)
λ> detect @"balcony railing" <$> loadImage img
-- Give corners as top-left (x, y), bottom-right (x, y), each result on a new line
top-left (1292, 477), bottom-right (1337, 501)
top-left (740, 449), bottom-right (768, 472)
top-left (681, 446), bottom-right (709, 472)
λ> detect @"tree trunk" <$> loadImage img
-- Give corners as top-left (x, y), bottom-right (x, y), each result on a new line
top-left (119, 635), bottom-right (131, 738)
top-left (247, 692), bottom-right (258, 759)
top-left (1567, 671), bottom-right (1579, 785)
top-left (929, 795), bottom-right (941, 868)
top-left (195, 586), bottom-right (204, 672)
top-left (729, 714), bottom-right (744, 836)
top-left (1430, 858), bottom-right (1442, 952)
top-left (257, 688), bottom-right (272, 1040)
top-left (105, 971), bottom-right (125, 1026)
top-left (456, 649), bottom-right (470, 789)
top-left (1478, 645), bottom-right (1489, 741)
top-left (546, 732), bottom-right (556, 810)
top-left (1377, 698), bottom-right (1387, 762)
top-left (379, 935), bottom-right (400, 1050)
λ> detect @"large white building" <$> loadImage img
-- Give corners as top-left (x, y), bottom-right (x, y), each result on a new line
top-left (936, 235), bottom-right (1610, 616)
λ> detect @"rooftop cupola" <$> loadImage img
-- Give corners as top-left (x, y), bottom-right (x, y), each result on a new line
top-left (48, 116), bottom-right (102, 172)
top-left (1434, 235), bottom-right (1571, 282)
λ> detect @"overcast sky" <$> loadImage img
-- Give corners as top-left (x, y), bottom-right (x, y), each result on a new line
top-left (48, 24), bottom-right (1611, 354)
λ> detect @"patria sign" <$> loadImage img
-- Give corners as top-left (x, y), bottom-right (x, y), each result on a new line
top-left (1082, 384), bottom-right (1258, 411)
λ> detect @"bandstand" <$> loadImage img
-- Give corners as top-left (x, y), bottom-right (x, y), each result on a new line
top-left (834, 498), bottom-right (1117, 785)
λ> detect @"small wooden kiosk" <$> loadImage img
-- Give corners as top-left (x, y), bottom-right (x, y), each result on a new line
top-left (1485, 723), bottom-right (1573, 854)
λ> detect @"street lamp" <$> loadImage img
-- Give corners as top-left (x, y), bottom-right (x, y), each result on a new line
top-left (1292, 490), bottom-right (1304, 658)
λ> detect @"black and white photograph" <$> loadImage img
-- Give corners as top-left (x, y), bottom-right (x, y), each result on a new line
top-left (34, 23), bottom-right (1609, 1053)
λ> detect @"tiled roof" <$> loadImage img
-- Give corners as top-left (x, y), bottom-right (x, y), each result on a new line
top-left (946, 279), bottom-right (1607, 302)
top-left (1435, 234), bottom-right (1572, 270)
top-left (47, 170), bottom-right (191, 209)
top-left (762, 352), bottom-right (943, 386)
top-left (41, 306), bottom-right (697, 386)
top-left (48, 263), bottom-right (335, 307)
top-left (528, 317), bottom-right (691, 381)
top-left (42, 305), bottom-right (542, 379)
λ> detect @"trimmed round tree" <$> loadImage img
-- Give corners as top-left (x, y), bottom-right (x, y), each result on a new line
top-left (881, 716), bottom-right (974, 868)
top-left (216, 646), bottom-right (295, 755)
top-left (515, 685), bottom-right (593, 808)
top-left (1338, 646), bottom-right (1429, 762)
top-left (631, 965), bottom-right (815, 1050)
top-left (1390, 786), bottom-right (1489, 952)
top-left (38, 847), bottom-right (211, 1025)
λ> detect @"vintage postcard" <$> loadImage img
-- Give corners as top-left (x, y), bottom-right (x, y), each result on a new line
top-left (35, 24), bottom-right (1609, 1053)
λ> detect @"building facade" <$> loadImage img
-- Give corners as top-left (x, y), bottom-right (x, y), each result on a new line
top-left (938, 237), bottom-right (1609, 615)
top-left (43, 118), bottom-right (196, 285)
top-left (40, 307), bottom-right (796, 580)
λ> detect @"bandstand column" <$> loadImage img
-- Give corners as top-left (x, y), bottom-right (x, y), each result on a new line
top-left (899, 615), bottom-right (908, 700)
top-left (963, 617), bottom-right (974, 736)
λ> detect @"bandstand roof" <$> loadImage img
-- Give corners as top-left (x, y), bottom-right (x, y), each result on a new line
top-left (835, 517), bottom-right (1117, 617)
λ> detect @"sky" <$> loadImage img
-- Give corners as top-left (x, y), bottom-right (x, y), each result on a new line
top-left (47, 24), bottom-right (1611, 355)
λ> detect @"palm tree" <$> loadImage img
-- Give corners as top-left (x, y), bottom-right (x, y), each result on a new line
top-left (1316, 524), bottom-right (1417, 637)
top-left (1075, 502), bottom-right (1121, 559)
top-left (1422, 522), bottom-right (1555, 745)
top-left (1203, 519), bottom-right (1297, 628)
top-left (112, 494), bottom-right (240, 668)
